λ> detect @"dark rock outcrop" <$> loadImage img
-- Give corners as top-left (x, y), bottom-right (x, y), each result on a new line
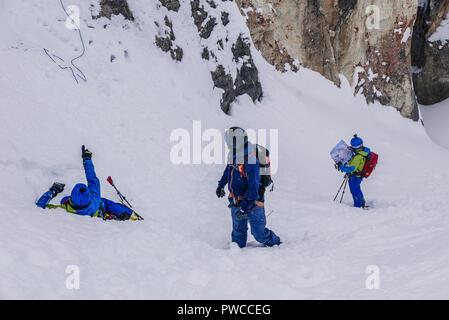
top-left (211, 35), bottom-right (263, 114)
top-left (159, 0), bottom-right (181, 12)
top-left (221, 12), bottom-right (230, 26)
top-left (191, 0), bottom-right (217, 39)
top-left (412, 0), bottom-right (449, 105)
top-left (155, 16), bottom-right (184, 62)
top-left (231, 36), bottom-right (263, 103)
top-left (190, 0), bottom-right (263, 114)
top-left (211, 65), bottom-right (235, 113)
top-left (97, 0), bottom-right (134, 20)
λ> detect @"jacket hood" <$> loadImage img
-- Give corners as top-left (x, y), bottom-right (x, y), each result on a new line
top-left (70, 183), bottom-right (92, 208)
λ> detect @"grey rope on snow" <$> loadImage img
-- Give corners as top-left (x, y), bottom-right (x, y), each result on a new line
top-left (43, 0), bottom-right (87, 83)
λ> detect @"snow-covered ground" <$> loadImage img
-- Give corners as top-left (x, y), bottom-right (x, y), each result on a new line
top-left (421, 99), bottom-right (449, 150)
top-left (1, 0), bottom-right (449, 299)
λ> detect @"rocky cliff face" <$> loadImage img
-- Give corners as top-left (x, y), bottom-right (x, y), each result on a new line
top-left (154, 0), bottom-right (263, 114)
top-left (95, 0), bottom-right (448, 121)
top-left (412, 0), bottom-right (449, 106)
top-left (190, 0), bottom-right (263, 113)
top-left (95, 0), bottom-right (263, 115)
top-left (235, 0), bottom-right (421, 120)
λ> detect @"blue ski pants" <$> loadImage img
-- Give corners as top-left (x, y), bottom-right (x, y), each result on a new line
top-left (231, 205), bottom-right (281, 248)
top-left (348, 175), bottom-right (365, 208)
top-left (101, 198), bottom-right (133, 218)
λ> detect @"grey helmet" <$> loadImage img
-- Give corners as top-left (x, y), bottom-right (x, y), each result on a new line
top-left (224, 126), bottom-right (248, 152)
top-left (224, 127), bottom-right (248, 164)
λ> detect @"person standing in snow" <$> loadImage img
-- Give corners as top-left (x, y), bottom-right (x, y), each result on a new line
top-left (216, 127), bottom-right (281, 248)
top-left (335, 135), bottom-right (370, 208)
top-left (36, 146), bottom-right (139, 221)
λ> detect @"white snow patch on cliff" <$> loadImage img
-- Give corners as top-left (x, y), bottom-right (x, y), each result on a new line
top-left (429, 12), bottom-right (449, 45)
top-left (401, 28), bottom-right (411, 43)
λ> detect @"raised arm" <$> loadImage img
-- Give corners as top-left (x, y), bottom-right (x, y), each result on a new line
top-left (81, 146), bottom-right (101, 208)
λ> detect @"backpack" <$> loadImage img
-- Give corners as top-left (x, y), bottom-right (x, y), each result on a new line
top-left (236, 144), bottom-right (274, 190)
top-left (255, 144), bottom-right (273, 190)
top-left (360, 151), bottom-right (378, 178)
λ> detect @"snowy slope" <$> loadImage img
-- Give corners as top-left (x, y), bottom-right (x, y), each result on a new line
top-left (421, 99), bottom-right (449, 150)
top-left (2, 0), bottom-right (449, 299)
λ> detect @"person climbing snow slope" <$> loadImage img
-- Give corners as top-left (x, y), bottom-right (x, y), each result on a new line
top-left (36, 146), bottom-right (140, 221)
top-left (335, 135), bottom-right (371, 208)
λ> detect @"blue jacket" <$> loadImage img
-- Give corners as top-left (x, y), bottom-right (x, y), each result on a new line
top-left (36, 159), bottom-right (102, 216)
top-left (218, 143), bottom-right (261, 211)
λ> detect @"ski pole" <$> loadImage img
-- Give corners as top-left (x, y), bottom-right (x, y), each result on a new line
top-left (107, 176), bottom-right (144, 220)
top-left (340, 174), bottom-right (349, 203)
top-left (333, 175), bottom-right (348, 201)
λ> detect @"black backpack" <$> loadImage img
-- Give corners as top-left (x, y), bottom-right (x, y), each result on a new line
top-left (255, 144), bottom-right (273, 190)
top-left (233, 144), bottom-right (274, 193)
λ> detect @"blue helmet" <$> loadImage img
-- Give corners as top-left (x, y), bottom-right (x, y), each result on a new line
top-left (71, 183), bottom-right (91, 208)
top-left (350, 134), bottom-right (363, 149)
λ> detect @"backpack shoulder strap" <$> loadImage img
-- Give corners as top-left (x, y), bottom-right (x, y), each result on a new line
top-left (62, 198), bottom-right (79, 214)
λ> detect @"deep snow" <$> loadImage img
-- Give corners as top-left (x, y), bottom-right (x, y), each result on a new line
top-left (421, 99), bottom-right (449, 150)
top-left (1, 0), bottom-right (449, 299)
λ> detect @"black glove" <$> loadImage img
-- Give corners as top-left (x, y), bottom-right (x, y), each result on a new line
top-left (235, 208), bottom-right (248, 220)
top-left (216, 186), bottom-right (225, 198)
top-left (49, 182), bottom-right (65, 197)
top-left (82, 145), bottom-right (92, 161)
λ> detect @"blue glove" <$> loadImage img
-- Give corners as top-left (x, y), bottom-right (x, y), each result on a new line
top-left (334, 162), bottom-right (342, 171)
top-left (36, 190), bottom-right (54, 209)
top-left (339, 164), bottom-right (356, 174)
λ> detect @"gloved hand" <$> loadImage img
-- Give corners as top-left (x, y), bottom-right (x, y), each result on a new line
top-left (216, 186), bottom-right (225, 198)
top-left (334, 162), bottom-right (342, 171)
top-left (82, 145), bottom-right (92, 161)
top-left (49, 182), bottom-right (65, 197)
top-left (235, 208), bottom-right (248, 220)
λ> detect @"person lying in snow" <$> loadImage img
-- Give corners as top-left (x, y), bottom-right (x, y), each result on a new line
top-left (216, 127), bottom-right (281, 248)
top-left (335, 135), bottom-right (370, 208)
top-left (36, 146), bottom-right (139, 221)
